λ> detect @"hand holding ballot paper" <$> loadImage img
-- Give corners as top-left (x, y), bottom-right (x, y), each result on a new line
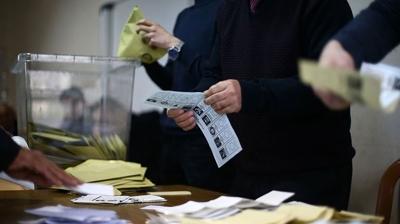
top-left (300, 60), bottom-right (400, 113)
top-left (145, 91), bottom-right (242, 168)
top-left (117, 6), bottom-right (166, 64)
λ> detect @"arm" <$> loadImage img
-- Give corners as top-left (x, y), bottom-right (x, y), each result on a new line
top-left (143, 61), bottom-right (173, 90)
top-left (335, 0), bottom-right (400, 67)
top-left (206, 0), bottom-right (353, 118)
top-left (167, 31), bottom-right (222, 131)
top-left (0, 127), bottom-right (81, 187)
top-left (0, 127), bottom-right (20, 171)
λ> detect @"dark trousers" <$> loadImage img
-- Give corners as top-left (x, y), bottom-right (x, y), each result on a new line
top-left (230, 162), bottom-right (353, 210)
top-left (159, 132), bottom-right (235, 193)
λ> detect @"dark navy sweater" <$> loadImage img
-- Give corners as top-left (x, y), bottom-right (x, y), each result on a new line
top-left (191, 0), bottom-right (355, 174)
top-left (144, 0), bottom-right (222, 135)
top-left (0, 127), bottom-right (20, 171)
top-left (335, 0), bottom-right (400, 67)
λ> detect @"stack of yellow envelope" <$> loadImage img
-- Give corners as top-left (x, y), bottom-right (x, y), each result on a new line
top-left (28, 123), bottom-right (127, 167)
top-left (66, 159), bottom-right (155, 190)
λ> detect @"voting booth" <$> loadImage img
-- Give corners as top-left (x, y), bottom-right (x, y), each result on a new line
top-left (13, 53), bottom-right (139, 167)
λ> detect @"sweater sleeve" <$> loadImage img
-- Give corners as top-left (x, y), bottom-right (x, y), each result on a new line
top-left (142, 11), bottom-right (184, 90)
top-left (143, 61), bottom-right (174, 90)
top-left (0, 127), bottom-right (21, 171)
top-left (335, 0), bottom-right (400, 67)
top-left (240, 0), bottom-right (353, 119)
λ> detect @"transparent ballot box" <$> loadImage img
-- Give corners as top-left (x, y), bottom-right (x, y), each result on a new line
top-left (14, 53), bottom-right (139, 167)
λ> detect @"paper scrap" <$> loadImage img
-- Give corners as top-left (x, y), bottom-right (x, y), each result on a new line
top-left (256, 190), bottom-right (294, 206)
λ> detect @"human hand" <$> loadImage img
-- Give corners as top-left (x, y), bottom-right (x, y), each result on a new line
top-left (204, 79), bottom-right (242, 114)
top-left (314, 40), bottom-right (355, 110)
top-left (167, 109), bottom-right (196, 131)
top-left (6, 149), bottom-right (82, 187)
top-left (136, 19), bottom-right (181, 49)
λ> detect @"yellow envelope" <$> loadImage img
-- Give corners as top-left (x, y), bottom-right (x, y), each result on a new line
top-left (117, 6), bottom-right (166, 64)
top-left (66, 159), bottom-right (142, 182)
top-left (275, 204), bottom-right (334, 223)
top-left (334, 210), bottom-right (383, 223)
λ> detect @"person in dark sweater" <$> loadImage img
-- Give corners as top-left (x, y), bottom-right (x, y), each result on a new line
top-left (313, 0), bottom-right (400, 110)
top-left (0, 127), bottom-right (80, 187)
top-left (168, 0), bottom-right (355, 210)
top-left (135, 0), bottom-right (234, 192)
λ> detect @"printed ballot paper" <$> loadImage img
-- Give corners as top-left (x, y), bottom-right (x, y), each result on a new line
top-left (300, 60), bottom-right (400, 113)
top-left (145, 91), bottom-right (242, 167)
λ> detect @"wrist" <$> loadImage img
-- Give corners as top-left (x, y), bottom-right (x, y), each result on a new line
top-left (168, 39), bottom-right (184, 61)
top-left (167, 37), bottom-right (181, 49)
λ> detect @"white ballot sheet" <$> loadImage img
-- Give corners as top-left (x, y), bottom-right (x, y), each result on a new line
top-left (145, 91), bottom-right (242, 167)
top-left (255, 190), bottom-right (294, 206)
top-left (142, 191), bottom-right (294, 221)
top-left (68, 183), bottom-right (115, 196)
top-left (71, 194), bottom-right (166, 205)
top-left (24, 205), bottom-right (119, 222)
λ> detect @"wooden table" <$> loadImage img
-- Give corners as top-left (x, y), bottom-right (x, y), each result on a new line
top-left (0, 185), bottom-right (223, 223)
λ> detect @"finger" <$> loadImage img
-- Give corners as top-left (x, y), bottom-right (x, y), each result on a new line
top-left (144, 33), bottom-right (154, 39)
top-left (211, 99), bottom-right (230, 112)
top-left (32, 155), bottom-right (63, 186)
top-left (174, 111), bottom-right (194, 123)
top-left (204, 83), bottom-right (227, 98)
top-left (167, 109), bottom-right (185, 118)
top-left (177, 116), bottom-right (196, 131)
top-left (47, 163), bottom-right (81, 186)
top-left (136, 19), bottom-right (154, 26)
top-left (25, 174), bottom-right (52, 187)
top-left (136, 25), bottom-right (154, 34)
top-left (182, 121), bottom-right (196, 131)
top-left (205, 90), bottom-right (229, 106)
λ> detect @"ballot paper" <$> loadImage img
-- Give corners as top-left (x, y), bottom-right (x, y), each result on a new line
top-left (68, 183), bottom-right (115, 196)
top-left (143, 191), bottom-right (383, 224)
top-left (22, 205), bottom-right (130, 224)
top-left (255, 190), bottom-right (294, 206)
top-left (142, 191), bottom-right (292, 216)
top-left (72, 194), bottom-right (166, 205)
top-left (300, 60), bottom-right (400, 113)
top-left (145, 91), bottom-right (242, 167)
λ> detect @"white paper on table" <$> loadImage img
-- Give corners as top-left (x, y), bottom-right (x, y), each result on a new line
top-left (145, 91), bottom-right (242, 167)
top-left (203, 196), bottom-right (244, 209)
top-left (256, 190), bottom-right (294, 206)
top-left (142, 201), bottom-right (206, 215)
top-left (72, 194), bottom-right (166, 204)
top-left (25, 205), bottom-right (117, 222)
top-left (68, 183), bottom-right (115, 196)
